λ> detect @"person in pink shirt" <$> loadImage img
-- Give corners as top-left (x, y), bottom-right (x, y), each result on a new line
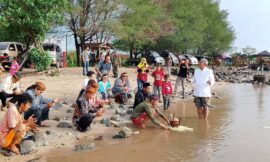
top-left (162, 74), bottom-right (173, 111)
top-left (0, 93), bottom-right (37, 154)
top-left (9, 57), bottom-right (20, 76)
top-left (152, 64), bottom-right (165, 102)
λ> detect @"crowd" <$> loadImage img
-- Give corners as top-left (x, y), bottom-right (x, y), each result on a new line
top-left (0, 46), bottom-right (215, 155)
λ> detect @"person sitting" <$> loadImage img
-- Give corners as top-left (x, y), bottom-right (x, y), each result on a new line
top-left (24, 82), bottom-right (59, 127)
top-left (98, 74), bottom-right (112, 100)
top-left (0, 73), bottom-right (22, 111)
top-left (0, 93), bottom-right (37, 155)
top-left (112, 72), bottom-right (132, 104)
top-left (133, 82), bottom-right (151, 109)
top-left (82, 71), bottom-right (96, 90)
top-left (77, 79), bottom-right (99, 100)
top-left (131, 95), bottom-right (170, 129)
top-left (73, 87), bottom-right (105, 132)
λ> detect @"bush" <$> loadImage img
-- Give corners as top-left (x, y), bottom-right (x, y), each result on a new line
top-left (29, 48), bottom-right (52, 71)
top-left (67, 51), bottom-right (77, 67)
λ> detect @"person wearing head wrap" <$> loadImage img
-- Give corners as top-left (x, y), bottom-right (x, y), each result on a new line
top-left (137, 58), bottom-right (149, 91)
top-left (24, 82), bottom-right (59, 127)
top-left (73, 86), bottom-right (105, 132)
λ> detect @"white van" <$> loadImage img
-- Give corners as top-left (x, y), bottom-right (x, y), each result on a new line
top-left (0, 42), bottom-right (25, 57)
top-left (42, 43), bottom-right (62, 65)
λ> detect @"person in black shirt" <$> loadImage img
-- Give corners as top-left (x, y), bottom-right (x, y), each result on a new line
top-left (133, 82), bottom-right (151, 109)
top-left (174, 59), bottom-right (189, 98)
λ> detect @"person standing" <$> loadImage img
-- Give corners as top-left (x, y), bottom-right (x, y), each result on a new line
top-left (95, 55), bottom-right (112, 81)
top-left (193, 58), bottom-right (215, 120)
top-left (162, 74), bottom-right (173, 111)
top-left (175, 59), bottom-right (189, 98)
top-left (137, 58), bottom-right (149, 91)
top-left (111, 52), bottom-right (121, 78)
top-left (90, 49), bottom-right (96, 67)
top-left (152, 64), bottom-right (165, 102)
top-left (81, 47), bottom-right (90, 75)
top-left (165, 56), bottom-right (172, 75)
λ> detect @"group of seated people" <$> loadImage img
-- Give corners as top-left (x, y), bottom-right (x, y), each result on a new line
top-left (0, 69), bottom-right (171, 155)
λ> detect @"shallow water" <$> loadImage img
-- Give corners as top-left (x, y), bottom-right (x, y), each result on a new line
top-left (47, 84), bottom-right (270, 162)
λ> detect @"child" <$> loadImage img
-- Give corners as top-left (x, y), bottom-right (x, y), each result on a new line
top-left (98, 74), bottom-right (112, 100)
top-left (162, 74), bottom-right (173, 111)
top-left (137, 58), bottom-right (149, 91)
top-left (152, 64), bottom-right (165, 102)
top-left (9, 57), bottom-right (19, 76)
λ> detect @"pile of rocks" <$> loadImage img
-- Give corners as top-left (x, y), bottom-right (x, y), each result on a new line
top-left (214, 66), bottom-right (255, 83)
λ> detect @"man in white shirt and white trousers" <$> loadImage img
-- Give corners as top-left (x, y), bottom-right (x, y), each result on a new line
top-left (193, 58), bottom-right (215, 120)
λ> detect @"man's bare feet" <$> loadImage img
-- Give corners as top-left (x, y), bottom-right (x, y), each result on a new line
top-left (40, 120), bottom-right (50, 127)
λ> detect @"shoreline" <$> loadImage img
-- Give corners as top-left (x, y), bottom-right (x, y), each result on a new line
top-left (0, 67), bottom-right (229, 162)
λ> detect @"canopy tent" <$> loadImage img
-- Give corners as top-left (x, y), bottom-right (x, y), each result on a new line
top-left (254, 50), bottom-right (270, 57)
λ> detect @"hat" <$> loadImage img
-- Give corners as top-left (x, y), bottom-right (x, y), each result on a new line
top-left (199, 58), bottom-right (208, 65)
top-left (35, 82), bottom-right (46, 91)
top-left (13, 72), bottom-right (21, 79)
top-left (143, 82), bottom-right (151, 88)
top-left (149, 95), bottom-right (159, 101)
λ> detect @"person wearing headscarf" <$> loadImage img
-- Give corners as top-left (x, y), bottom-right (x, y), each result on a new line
top-left (137, 58), bottom-right (149, 91)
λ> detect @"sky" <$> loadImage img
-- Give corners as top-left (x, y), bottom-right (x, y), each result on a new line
top-left (220, 0), bottom-right (270, 53)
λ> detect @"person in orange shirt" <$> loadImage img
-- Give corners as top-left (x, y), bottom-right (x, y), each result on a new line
top-left (0, 93), bottom-right (37, 154)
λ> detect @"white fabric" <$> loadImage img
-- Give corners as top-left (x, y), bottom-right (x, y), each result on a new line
top-left (193, 67), bottom-right (215, 97)
top-left (82, 78), bottom-right (89, 89)
top-left (0, 75), bottom-right (20, 94)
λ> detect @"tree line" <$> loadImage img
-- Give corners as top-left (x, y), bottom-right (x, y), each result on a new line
top-left (0, 0), bottom-right (235, 66)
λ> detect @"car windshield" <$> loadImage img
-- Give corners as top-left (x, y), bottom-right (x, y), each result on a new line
top-left (43, 44), bottom-right (55, 51)
top-left (0, 43), bottom-right (9, 50)
top-left (151, 51), bottom-right (160, 57)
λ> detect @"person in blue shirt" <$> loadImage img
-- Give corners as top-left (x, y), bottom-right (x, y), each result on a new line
top-left (98, 74), bottom-right (112, 100)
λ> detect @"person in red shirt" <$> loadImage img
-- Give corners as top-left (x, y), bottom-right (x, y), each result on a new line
top-left (162, 74), bottom-right (173, 111)
top-left (152, 64), bottom-right (165, 102)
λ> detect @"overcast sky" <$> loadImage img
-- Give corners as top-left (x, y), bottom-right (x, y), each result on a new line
top-left (220, 0), bottom-right (270, 52)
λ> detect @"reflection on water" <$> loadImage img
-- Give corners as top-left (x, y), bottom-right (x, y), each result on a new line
top-left (47, 84), bottom-right (270, 162)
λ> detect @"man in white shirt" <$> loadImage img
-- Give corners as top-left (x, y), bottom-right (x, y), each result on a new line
top-left (0, 73), bottom-right (22, 111)
top-left (193, 58), bottom-right (215, 119)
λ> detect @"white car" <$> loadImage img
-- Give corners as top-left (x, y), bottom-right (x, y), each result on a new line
top-left (169, 52), bottom-right (179, 66)
top-left (42, 43), bottom-right (62, 65)
top-left (150, 51), bottom-right (165, 65)
top-left (181, 54), bottom-right (199, 65)
top-left (0, 42), bottom-right (25, 57)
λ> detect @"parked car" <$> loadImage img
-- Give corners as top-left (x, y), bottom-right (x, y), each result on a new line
top-left (42, 43), bottom-right (62, 65)
top-left (179, 54), bottom-right (198, 65)
top-left (0, 42), bottom-right (25, 58)
top-left (158, 50), bottom-right (179, 66)
top-left (126, 50), bottom-right (165, 66)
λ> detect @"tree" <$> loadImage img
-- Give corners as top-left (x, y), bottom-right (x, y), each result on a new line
top-left (110, 0), bottom-right (172, 58)
top-left (242, 46), bottom-right (257, 55)
top-left (66, 0), bottom-right (120, 66)
top-left (0, 0), bottom-right (67, 69)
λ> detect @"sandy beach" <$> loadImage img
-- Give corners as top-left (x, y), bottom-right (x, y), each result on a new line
top-left (0, 67), bottom-right (225, 162)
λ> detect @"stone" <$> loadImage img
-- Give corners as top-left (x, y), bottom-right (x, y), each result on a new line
top-left (74, 143), bottom-right (96, 152)
top-left (66, 109), bottom-right (72, 113)
top-left (111, 114), bottom-right (122, 122)
top-left (127, 108), bottom-right (133, 114)
top-left (20, 140), bottom-right (36, 155)
top-left (34, 132), bottom-right (48, 146)
top-left (57, 122), bottom-right (73, 128)
top-left (116, 108), bottom-right (127, 117)
top-left (118, 126), bottom-right (134, 138)
top-left (52, 117), bottom-right (60, 122)
top-left (100, 118), bottom-right (110, 125)
top-left (45, 130), bottom-right (57, 136)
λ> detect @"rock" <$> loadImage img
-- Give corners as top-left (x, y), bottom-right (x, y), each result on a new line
top-left (63, 101), bottom-right (71, 105)
top-left (66, 109), bottom-right (72, 113)
top-left (100, 118), bottom-right (110, 125)
top-left (45, 130), bottom-right (57, 136)
top-left (67, 132), bottom-right (73, 136)
top-left (71, 104), bottom-right (77, 108)
top-left (118, 126), bottom-right (134, 138)
top-left (74, 143), bottom-right (96, 152)
top-left (127, 108), bottom-right (133, 114)
top-left (116, 108), bottom-right (127, 117)
top-left (111, 114), bottom-right (122, 122)
top-left (52, 116), bottom-right (60, 122)
top-left (57, 122), bottom-right (73, 128)
top-left (34, 132), bottom-right (48, 146)
top-left (109, 102), bottom-right (117, 109)
top-left (20, 140), bottom-right (36, 155)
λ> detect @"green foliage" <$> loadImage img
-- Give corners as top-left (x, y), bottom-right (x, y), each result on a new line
top-left (29, 48), bottom-right (52, 71)
top-left (0, 0), bottom-right (67, 46)
top-left (67, 51), bottom-right (77, 67)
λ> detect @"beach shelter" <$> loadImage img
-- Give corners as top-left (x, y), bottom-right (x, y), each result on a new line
top-left (255, 50), bottom-right (270, 57)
